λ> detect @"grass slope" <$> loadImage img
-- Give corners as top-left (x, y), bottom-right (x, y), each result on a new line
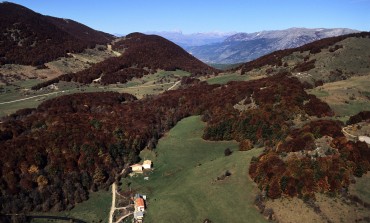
top-left (122, 116), bottom-right (266, 223)
top-left (203, 72), bottom-right (265, 85)
top-left (117, 70), bottom-right (190, 98)
top-left (0, 80), bottom-right (106, 117)
top-left (235, 35), bottom-right (370, 84)
top-left (350, 172), bottom-right (370, 205)
top-left (31, 189), bottom-right (111, 223)
top-left (0, 70), bottom-right (190, 117)
top-left (307, 74), bottom-right (370, 120)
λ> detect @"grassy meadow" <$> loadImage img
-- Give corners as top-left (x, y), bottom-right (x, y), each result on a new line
top-left (203, 72), bottom-right (265, 85)
top-left (0, 70), bottom-right (190, 117)
top-left (121, 116), bottom-right (266, 223)
top-left (350, 172), bottom-right (370, 205)
top-left (307, 74), bottom-right (370, 121)
top-left (31, 189), bottom-right (111, 223)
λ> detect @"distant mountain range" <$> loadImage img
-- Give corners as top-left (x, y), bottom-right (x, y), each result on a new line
top-left (185, 28), bottom-right (358, 64)
top-left (232, 32), bottom-right (370, 84)
top-left (145, 31), bottom-right (235, 47)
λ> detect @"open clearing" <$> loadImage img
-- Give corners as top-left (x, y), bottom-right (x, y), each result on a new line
top-left (0, 80), bottom-right (106, 117)
top-left (267, 192), bottom-right (370, 223)
top-left (31, 189), bottom-right (111, 223)
top-left (122, 116), bottom-right (266, 223)
top-left (0, 70), bottom-right (190, 117)
top-left (350, 172), bottom-right (370, 204)
top-left (307, 74), bottom-right (370, 120)
top-left (203, 72), bottom-right (265, 85)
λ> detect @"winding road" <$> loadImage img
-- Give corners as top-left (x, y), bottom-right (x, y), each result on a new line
top-left (1, 79), bottom-right (181, 106)
top-left (342, 126), bottom-right (357, 138)
top-left (0, 90), bottom-right (67, 105)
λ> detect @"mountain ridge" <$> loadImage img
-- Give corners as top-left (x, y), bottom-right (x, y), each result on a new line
top-left (0, 2), bottom-right (114, 66)
top-left (32, 32), bottom-right (218, 88)
top-left (145, 31), bottom-right (235, 47)
top-left (230, 31), bottom-right (370, 84)
top-left (187, 28), bottom-right (359, 64)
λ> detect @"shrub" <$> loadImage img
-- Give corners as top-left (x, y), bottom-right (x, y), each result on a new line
top-left (239, 139), bottom-right (253, 151)
top-left (224, 148), bottom-right (232, 156)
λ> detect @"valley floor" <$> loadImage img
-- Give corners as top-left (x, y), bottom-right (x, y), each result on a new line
top-left (120, 116), bottom-right (267, 223)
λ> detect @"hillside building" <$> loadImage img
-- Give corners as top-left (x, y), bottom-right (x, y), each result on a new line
top-left (135, 197), bottom-right (145, 212)
top-left (143, 160), bottom-right (152, 169)
top-left (134, 211), bottom-right (144, 222)
top-left (131, 164), bottom-right (143, 173)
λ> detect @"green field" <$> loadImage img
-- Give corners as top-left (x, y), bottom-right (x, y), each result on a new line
top-left (59, 189), bottom-right (111, 223)
top-left (122, 116), bottom-right (266, 223)
top-left (351, 173), bottom-right (370, 205)
top-left (204, 72), bottom-right (258, 85)
top-left (31, 189), bottom-right (111, 223)
top-left (307, 74), bottom-right (370, 120)
top-left (0, 70), bottom-right (191, 117)
top-left (207, 63), bottom-right (242, 70)
top-left (0, 81), bottom-right (107, 117)
top-left (117, 70), bottom-right (191, 98)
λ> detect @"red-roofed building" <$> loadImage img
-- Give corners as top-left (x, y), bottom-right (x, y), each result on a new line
top-left (135, 198), bottom-right (145, 212)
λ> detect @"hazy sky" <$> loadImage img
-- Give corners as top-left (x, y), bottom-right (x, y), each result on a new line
top-left (5, 0), bottom-right (370, 34)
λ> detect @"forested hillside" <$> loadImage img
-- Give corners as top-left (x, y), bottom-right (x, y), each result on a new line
top-left (32, 33), bottom-right (218, 89)
top-left (232, 32), bottom-right (370, 84)
top-left (2, 73), bottom-right (368, 213)
top-left (0, 2), bottom-right (114, 66)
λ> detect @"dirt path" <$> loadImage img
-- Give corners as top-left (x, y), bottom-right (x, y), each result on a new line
top-left (114, 212), bottom-right (133, 223)
top-left (0, 90), bottom-right (68, 105)
top-left (105, 81), bottom-right (176, 91)
top-left (108, 183), bottom-right (117, 223)
top-left (167, 80), bottom-right (181, 90)
top-left (342, 126), bottom-right (357, 138)
top-left (108, 182), bottom-right (133, 223)
top-left (1, 80), bottom-right (181, 106)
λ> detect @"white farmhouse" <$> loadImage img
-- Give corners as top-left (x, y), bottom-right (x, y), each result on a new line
top-left (131, 164), bottom-right (143, 173)
top-left (143, 160), bottom-right (152, 169)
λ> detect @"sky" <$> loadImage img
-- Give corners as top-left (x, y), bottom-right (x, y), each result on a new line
top-left (4, 0), bottom-right (370, 35)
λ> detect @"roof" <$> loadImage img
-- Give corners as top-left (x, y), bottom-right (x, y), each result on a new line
top-left (136, 198), bottom-right (145, 207)
top-left (131, 164), bottom-right (142, 168)
top-left (143, 160), bottom-right (152, 165)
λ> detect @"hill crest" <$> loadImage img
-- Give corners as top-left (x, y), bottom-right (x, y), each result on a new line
top-left (0, 2), bottom-right (114, 66)
top-left (32, 32), bottom-right (218, 88)
top-left (231, 32), bottom-right (370, 84)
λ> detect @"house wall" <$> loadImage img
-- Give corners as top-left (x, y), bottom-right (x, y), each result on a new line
top-left (359, 136), bottom-right (370, 144)
top-left (132, 166), bottom-right (143, 172)
top-left (143, 164), bottom-right (151, 169)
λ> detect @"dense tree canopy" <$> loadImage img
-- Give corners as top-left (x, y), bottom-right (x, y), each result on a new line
top-left (0, 2), bottom-right (113, 66)
top-left (32, 33), bottom-right (219, 89)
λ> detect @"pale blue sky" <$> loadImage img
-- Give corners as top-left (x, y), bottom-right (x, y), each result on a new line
top-left (4, 0), bottom-right (370, 34)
